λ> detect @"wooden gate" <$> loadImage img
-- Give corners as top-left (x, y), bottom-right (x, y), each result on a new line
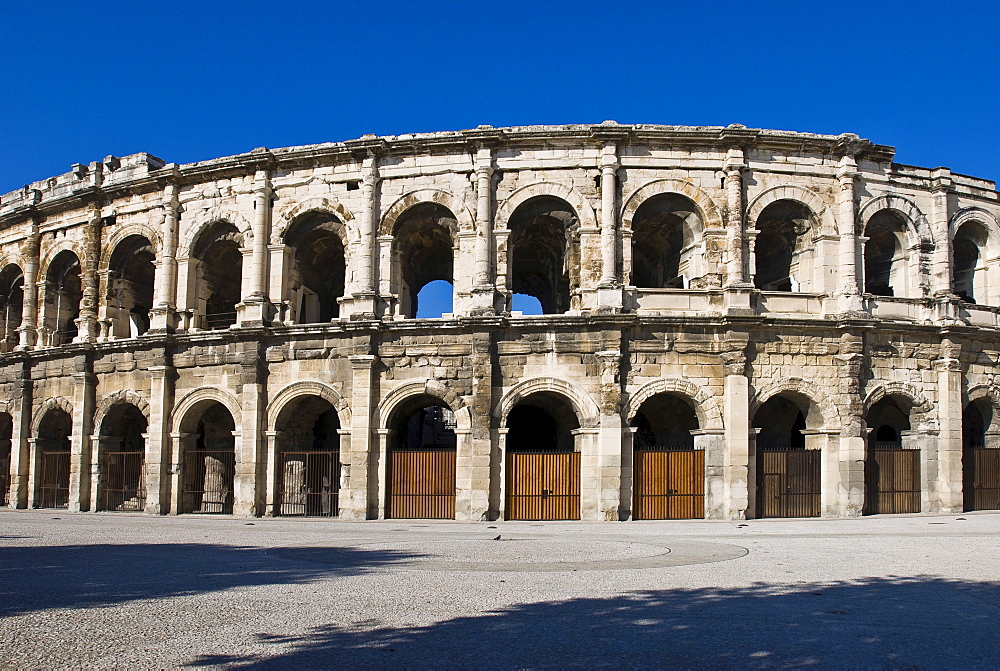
top-left (38, 450), bottom-right (71, 509)
top-left (181, 449), bottom-right (235, 514)
top-left (387, 448), bottom-right (456, 519)
top-left (865, 442), bottom-right (920, 514)
top-left (279, 450), bottom-right (340, 517)
top-left (507, 451), bottom-right (580, 520)
top-left (633, 447), bottom-right (704, 519)
top-left (102, 451), bottom-right (146, 512)
top-left (964, 446), bottom-right (1000, 511)
top-left (757, 447), bottom-right (821, 518)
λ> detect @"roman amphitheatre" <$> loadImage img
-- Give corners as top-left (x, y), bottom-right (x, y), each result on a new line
top-left (0, 122), bottom-right (997, 522)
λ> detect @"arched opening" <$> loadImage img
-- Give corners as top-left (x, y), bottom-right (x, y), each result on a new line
top-left (752, 394), bottom-right (820, 518)
top-left (505, 391), bottom-right (580, 520)
top-left (864, 395), bottom-right (919, 515)
top-left (36, 407), bottom-right (72, 509)
top-left (0, 265), bottom-right (24, 352)
top-left (192, 222), bottom-right (243, 330)
top-left (630, 193), bottom-right (702, 289)
top-left (963, 399), bottom-right (999, 511)
top-left (393, 203), bottom-right (455, 319)
top-left (508, 196), bottom-right (579, 315)
top-left (44, 250), bottom-right (82, 345)
top-left (630, 393), bottom-right (703, 519)
top-left (0, 412), bottom-right (11, 506)
top-left (753, 200), bottom-right (815, 292)
top-left (180, 402), bottom-right (236, 514)
top-left (864, 210), bottom-right (912, 297)
top-left (511, 293), bottom-right (543, 316)
top-left (285, 213), bottom-right (346, 323)
top-left (386, 394), bottom-right (457, 519)
top-left (953, 221), bottom-right (988, 304)
top-left (415, 280), bottom-right (453, 318)
top-left (275, 396), bottom-right (341, 517)
top-left (98, 403), bottom-right (148, 512)
top-left (107, 235), bottom-right (155, 337)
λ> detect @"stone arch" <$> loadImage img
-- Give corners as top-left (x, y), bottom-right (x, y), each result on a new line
top-left (31, 397), bottom-right (73, 435)
top-left (375, 379), bottom-right (469, 431)
top-left (0, 252), bottom-right (26, 278)
top-left (859, 194), bottom-right (933, 247)
top-left (624, 378), bottom-right (723, 430)
top-left (494, 377), bottom-right (601, 429)
top-left (0, 399), bottom-right (12, 416)
top-left (966, 383), bottom-right (1000, 411)
top-left (273, 197), bottom-right (357, 246)
top-left (495, 181), bottom-right (598, 231)
top-left (621, 178), bottom-right (724, 230)
top-left (863, 381), bottom-right (933, 417)
top-left (951, 207), bottom-right (1000, 246)
top-left (746, 185), bottom-right (831, 234)
top-left (380, 189), bottom-right (474, 237)
top-left (38, 240), bottom-right (88, 280)
top-left (170, 387), bottom-right (242, 434)
top-left (750, 377), bottom-right (840, 429)
top-left (93, 390), bottom-right (151, 434)
top-left (177, 207), bottom-right (253, 259)
top-left (99, 223), bottom-right (162, 272)
top-left (267, 380), bottom-right (351, 430)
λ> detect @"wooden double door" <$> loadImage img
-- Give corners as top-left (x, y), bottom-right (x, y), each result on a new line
top-left (865, 443), bottom-right (920, 514)
top-left (633, 448), bottom-right (704, 519)
top-left (507, 451), bottom-right (580, 520)
top-left (965, 446), bottom-right (1000, 511)
top-left (387, 448), bottom-right (456, 519)
top-left (757, 447), bottom-right (821, 518)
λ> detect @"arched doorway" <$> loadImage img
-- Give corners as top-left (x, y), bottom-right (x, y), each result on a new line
top-left (505, 392), bottom-right (580, 520)
top-left (98, 403), bottom-right (148, 512)
top-left (192, 222), bottom-right (243, 330)
top-left (386, 395), bottom-right (457, 519)
top-left (630, 393), bottom-right (703, 519)
top-left (275, 396), bottom-right (341, 517)
top-left (953, 222), bottom-right (989, 303)
top-left (392, 204), bottom-right (456, 319)
top-left (0, 264), bottom-right (24, 352)
top-left (753, 200), bottom-right (815, 292)
top-left (44, 250), bottom-right (82, 345)
top-left (507, 197), bottom-right (579, 314)
top-left (963, 400), bottom-right (999, 511)
top-left (285, 213), bottom-right (346, 323)
top-left (36, 407), bottom-right (72, 508)
top-left (630, 193), bottom-right (703, 289)
top-left (107, 235), bottom-right (156, 337)
top-left (864, 395), bottom-right (920, 514)
top-left (752, 394), bottom-right (821, 518)
top-left (180, 402), bottom-right (236, 514)
top-left (0, 412), bottom-right (11, 506)
top-left (863, 210), bottom-right (912, 297)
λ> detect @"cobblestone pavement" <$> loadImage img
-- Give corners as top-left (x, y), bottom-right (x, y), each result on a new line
top-left (1, 510), bottom-right (998, 669)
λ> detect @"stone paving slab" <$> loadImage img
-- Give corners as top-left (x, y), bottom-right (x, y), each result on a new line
top-left (1, 510), bottom-right (999, 668)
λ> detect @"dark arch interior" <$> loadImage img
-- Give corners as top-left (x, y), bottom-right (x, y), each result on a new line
top-left (508, 196), bottom-right (577, 315)
top-left (754, 200), bottom-right (813, 292)
top-left (277, 396), bottom-right (341, 452)
top-left (963, 400), bottom-right (990, 448)
top-left (0, 411), bottom-right (11, 506)
top-left (631, 194), bottom-right (700, 289)
top-left (866, 396), bottom-right (912, 445)
top-left (276, 396), bottom-right (341, 517)
top-left (101, 403), bottom-right (148, 450)
top-left (182, 401), bottom-right (236, 514)
top-left (630, 393), bottom-right (699, 449)
top-left (506, 392), bottom-right (580, 453)
top-left (391, 395), bottom-right (457, 452)
top-left (287, 214), bottom-right (346, 322)
top-left (108, 235), bottom-right (155, 336)
top-left (953, 222), bottom-right (987, 303)
top-left (37, 407), bottom-right (72, 508)
top-left (45, 251), bottom-right (82, 344)
top-left (99, 403), bottom-right (149, 512)
top-left (753, 395), bottom-right (808, 448)
top-left (394, 203), bottom-right (455, 319)
top-left (0, 264), bottom-right (24, 351)
top-left (193, 222), bottom-right (243, 329)
top-left (864, 211), bottom-right (908, 296)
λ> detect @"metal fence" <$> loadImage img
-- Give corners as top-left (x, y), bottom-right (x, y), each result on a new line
top-left (181, 449), bottom-right (235, 514)
top-left (38, 450), bottom-right (71, 509)
top-left (101, 451), bottom-right (146, 512)
top-left (279, 450), bottom-right (340, 517)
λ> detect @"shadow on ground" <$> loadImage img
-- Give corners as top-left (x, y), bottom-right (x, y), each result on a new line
top-left (0, 543), bottom-right (419, 617)
top-left (191, 576), bottom-right (1000, 669)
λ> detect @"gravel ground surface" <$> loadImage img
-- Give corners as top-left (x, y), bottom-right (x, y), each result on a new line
top-left (1, 509), bottom-right (998, 669)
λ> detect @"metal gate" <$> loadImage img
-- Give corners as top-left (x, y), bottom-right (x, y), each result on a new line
top-left (387, 448), bottom-right (456, 519)
top-left (757, 447), bottom-right (821, 518)
top-left (507, 451), bottom-right (581, 521)
top-left (38, 450), bottom-right (71, 509)
top-left (865, 442), bottom-right (920, 514)
top-left (633, 447), bottom-right (704, 519)
top-left (102, 451), bottom-right (146, 512)
top-left (279, 450), bottom-right (340, 517)
top-left (0, 457), bottom-right (8, 507)
top-left (181, 449), bottom-right (235, 514)
top-left (964, 446), bottom-right (1000, 511)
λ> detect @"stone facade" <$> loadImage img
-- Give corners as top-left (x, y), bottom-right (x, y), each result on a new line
top-left (1, 123), bottom-right (999, 521)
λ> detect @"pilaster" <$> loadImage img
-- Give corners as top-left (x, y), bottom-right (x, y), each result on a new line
top-left (16, 219), bottom-right (40, 349)
top-left (145, 362), bottom-right (174, 514)
top-left (69, 368), bottom-right (96, 512)
top-left (345, 353), bottom-right (376, 519)
top-left (721, 332), bottom-right (750, 519)
top-left (933, 338), bottom-right (964, 512)
top-left (150, 181), bottom-right (179, 333)
top-left (836, 155), bottom-right (865, 313)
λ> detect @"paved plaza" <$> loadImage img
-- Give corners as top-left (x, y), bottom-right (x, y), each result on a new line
top-left (1, 510), bottom-right (999, 669)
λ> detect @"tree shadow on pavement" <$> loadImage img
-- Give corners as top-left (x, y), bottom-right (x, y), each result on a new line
top-left (190, 576), bottom-right (1000, 669)
top-left (0, 544), bottom-right (420, 617)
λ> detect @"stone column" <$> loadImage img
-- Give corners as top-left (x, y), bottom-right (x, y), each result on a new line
top-left (930, 169), bottom-right (954, 296)
top-left (74, 207), bottom-right (101, 343)
top-left (16, 219), bottom-right (40, 349)
top-left (494, 427), bottom-right (508, 519)
top-left (696, 428), bottom-right (727, 519)
top-left (837, 156), bottom-right (864, 313)
top-left (263, 430), bottom-right (280, 516)
top-left (597, 143), bottom-right (624, 312)
top-left (834, 332), bottom-right (866, 517)
top-left (723, 149), bottom-right (753, 314)
top-left (145, 363), bottom-right (174, 514)
top-left (239, 171), bottom-right (272, 326)
top-left (596, 348), bottom-right (623, 520)
top-left (721, 334), bottom-right (750, 519)
top-left (934, 338), bottom-right (964, 513)
top-left (88, 433), bottom-right (104, 512)
top-left (8, 361), bottom-right (32, 507)
top-left (345, 353), bottom-right (376, 519)
top-left (465, 332), bottom-right (493, 519)
top-left (150, 182), bottom-right (179, 333)
top-left (351, 154), bottom-right (379, 318)
top-left (69, 369), bottom-right (96, 512)
top-left (235, 345), bottom-right (265, 516)
top-left (168, 432), bottom-right (193, 514)
top-left (470, 145), bottom-right (497, 315)
top-left (374, 428), bottom-right (391, 519)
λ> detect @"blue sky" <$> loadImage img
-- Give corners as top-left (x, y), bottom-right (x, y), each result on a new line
top-left (2, 1), bottom-right (997, 316)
